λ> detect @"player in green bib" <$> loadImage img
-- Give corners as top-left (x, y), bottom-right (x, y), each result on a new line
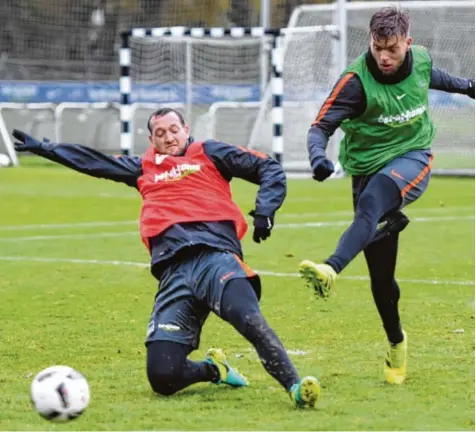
top-left (299, 6), bottom-right (474, 385)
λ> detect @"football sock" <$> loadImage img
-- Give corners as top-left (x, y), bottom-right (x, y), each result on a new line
top-left (364, 233), bottom-right (404, 344)
top-left (221, 278), bottom-right (300, 390)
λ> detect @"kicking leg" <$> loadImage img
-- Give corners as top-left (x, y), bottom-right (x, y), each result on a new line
top-left (299, 174), bottom-right (401, 298)
top-left (364, 233), bottom-right (407, 384)
top-left (300, 151), bottom-right (432, 298)
top-left (326, 174), bottom-right (401, 273)
top-left (219, 278), bottom-right (321, 407)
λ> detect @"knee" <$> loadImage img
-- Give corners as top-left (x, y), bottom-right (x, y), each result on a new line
top-left (147, 361), bottom-right (182, 396)
top-left (354, 193), bottom-right (382, 240)
top-left (356, 192), bottom-right (379, 220)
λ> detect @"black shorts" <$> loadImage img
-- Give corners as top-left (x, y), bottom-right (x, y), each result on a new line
top-left (145, 248), bottom-right (260, 349)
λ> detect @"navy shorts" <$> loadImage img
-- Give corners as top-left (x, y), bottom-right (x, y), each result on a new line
top-left (145, 248), bottom-right (260, 349)
top-left (378, 150), bottom-right (433, 208)
top-left (353, 150), bottom-right (433, 209)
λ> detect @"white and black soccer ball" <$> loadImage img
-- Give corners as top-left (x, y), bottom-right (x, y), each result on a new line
top-left (0, 153), bottom-right (11, 167)
top-left (30, 365), bottom-right (90, 422)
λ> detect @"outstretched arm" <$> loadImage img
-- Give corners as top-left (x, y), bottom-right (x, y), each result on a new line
top-left (430, 68), bottom-right (474, 99)
top-left (12, 130), bottom-right (142, 188)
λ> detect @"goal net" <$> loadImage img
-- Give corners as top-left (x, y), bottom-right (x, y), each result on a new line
top-left (126, 34), bottom-right (264, 155)
top-left (248, 27), bottom-right (341, 170)
top-left (122, 25), bottom-right (339, 160)
top-left (254, 0), bottom-right (474, 175)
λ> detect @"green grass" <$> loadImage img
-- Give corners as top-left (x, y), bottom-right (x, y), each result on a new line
top-left (0, 160), bottom-right (474, 431)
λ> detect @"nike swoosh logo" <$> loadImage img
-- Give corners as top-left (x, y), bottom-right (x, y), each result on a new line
top-left (391, 169), bottom-right (404, 180)
top-left (396, 94), bottom-right (406, 100)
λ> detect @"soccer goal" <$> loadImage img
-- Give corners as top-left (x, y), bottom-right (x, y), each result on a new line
top-left (0, 108), bottom-right (19, 166)
top-left (118, 25), bottom-right (339, 164)
top-left (264, 0), bottom-right (474, 176)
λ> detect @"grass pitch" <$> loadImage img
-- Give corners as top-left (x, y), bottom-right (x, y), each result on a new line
top-left (0, 159), bottom-right (474, 431)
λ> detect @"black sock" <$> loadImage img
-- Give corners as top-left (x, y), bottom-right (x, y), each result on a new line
top-left (375, 279), bottom-right (404, 344)
top-left (364, 233), bottom-right (404, 345)
top-left (220, 278), bottom-right (300, 391)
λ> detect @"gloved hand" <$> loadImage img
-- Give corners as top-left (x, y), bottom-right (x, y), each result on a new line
top-left (249, 210), bottom-right (274, 243)
top-left (311, 156), bottom-right (335, 182)
top-left (467, 79), bottom-right (475, 99)
top-left (12, 129), bottom-right (44, 152)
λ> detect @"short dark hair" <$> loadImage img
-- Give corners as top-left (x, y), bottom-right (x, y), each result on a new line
top-left (369, 6), bottom-right (411, 41)
top-left (147, 108), bottom-right (185, 133)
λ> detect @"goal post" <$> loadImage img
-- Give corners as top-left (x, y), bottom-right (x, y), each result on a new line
top-left (118, 25), bottom-right (339, 162)
top-left (0, 110), bottom-right (19, 166)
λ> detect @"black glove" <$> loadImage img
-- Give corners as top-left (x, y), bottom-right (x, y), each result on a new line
top-left (311, 156), bottom-right (335, 182)
top-left (467, 79), bottom-right (475, 99)
top-left (249, 210), bottom-right (274, 244)
top-left (12, 129), bottom-right (43, 152)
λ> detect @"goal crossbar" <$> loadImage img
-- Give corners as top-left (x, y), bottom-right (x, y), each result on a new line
top-left (119, 25), bottom-right (338, 160)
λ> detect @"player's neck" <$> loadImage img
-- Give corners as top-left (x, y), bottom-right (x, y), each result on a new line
top-left (366, 49), bottom-right (413, 85)
top-left (179, 136), bottom-right (195, 156)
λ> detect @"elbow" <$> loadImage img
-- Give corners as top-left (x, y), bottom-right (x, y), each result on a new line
top-left (261, 157), bottom-right (286, 187)
top-left (270, 157), bottom-right (286, 182)
top-left (274, 162), bottom-right (287, 199)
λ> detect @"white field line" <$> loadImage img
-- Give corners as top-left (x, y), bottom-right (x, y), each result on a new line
top-left (278, 205), bottom-right (475, 219)
top-left (274, 215), bottom-right (474, 229)
top-left (0, 232), bottom-right (139, 242)
top-left (0, 256), bottom-right (473, 286)
top-left (0, 187), bottom-right (139, 200)
top-left (0, 220), bottom-right (138, 232)
top-left (0, 206), bottom-right (472, 232)
top-left (0, 215), bottom-right (472, 242)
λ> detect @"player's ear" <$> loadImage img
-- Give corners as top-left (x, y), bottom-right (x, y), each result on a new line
top-left (184, 124), bottom-right (190, 135)
top-left (406, 36), bottom-right (413, 50)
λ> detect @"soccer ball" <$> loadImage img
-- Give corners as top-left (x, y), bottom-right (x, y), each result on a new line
top-left (0, 153), bottom-right (11, 167)
top-left (30, 365), bottom-right (90, 422)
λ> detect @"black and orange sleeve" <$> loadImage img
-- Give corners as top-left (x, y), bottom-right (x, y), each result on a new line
top-left (307, 73), bottom-right (366, 159)
top-left (203, 139), bottom-right (286, 218)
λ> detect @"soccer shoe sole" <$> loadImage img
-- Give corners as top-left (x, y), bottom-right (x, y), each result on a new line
top-left (298, 376), bottom-right (321, 408)
top-left (298, 260), bottom-right (332, 299)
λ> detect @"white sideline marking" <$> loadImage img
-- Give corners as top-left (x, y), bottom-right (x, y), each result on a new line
top-left (278, 205), bottom-right (475, 219)
top-left (0, 215), bottom-right (472, 242)
top-left (274, 215), bottom-right (474, 229)
top-left (0, 256), bottom-right (473, 286)
top-left (0, 207), bottom-right (472, 232)
top-left (0, 231), bottom-right (138, 242)
top-left (0, 220), bottom-right (138, 231)
top-left (0, 256), bottom-right (148, 267)
top-left (257, 270), bottom-right (475, 286)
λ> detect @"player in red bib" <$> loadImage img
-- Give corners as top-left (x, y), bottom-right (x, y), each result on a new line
top-left (12, 108), bottom-right (320, 408)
